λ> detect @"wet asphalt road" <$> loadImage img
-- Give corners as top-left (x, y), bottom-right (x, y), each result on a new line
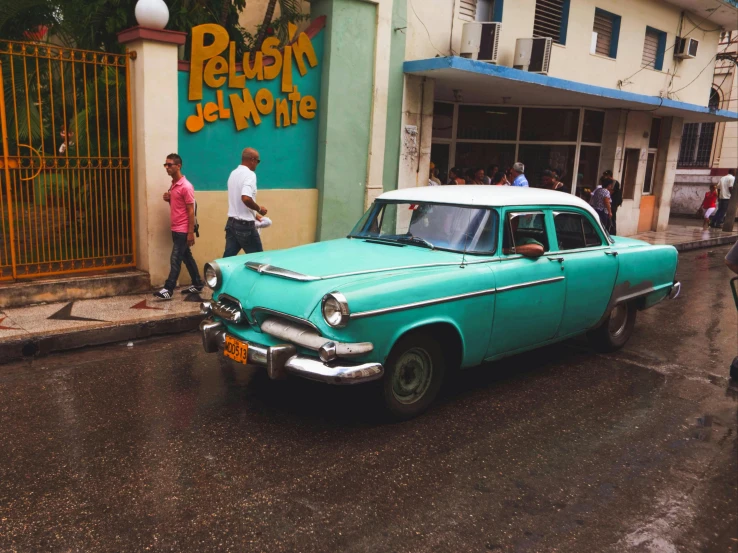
top-left (1, 246), bottom-right (736, 553)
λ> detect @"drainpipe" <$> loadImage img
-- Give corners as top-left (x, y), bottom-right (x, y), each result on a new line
top-left (720, 56), bottom-right (738, 232)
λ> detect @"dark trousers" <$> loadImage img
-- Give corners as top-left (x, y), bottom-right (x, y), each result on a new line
top-left (611, 207), bottom-right (619, 235)
top-left (223, 218), bottom-right (263, 257)
top-left (712, 199), bottom-right (730, 227)
top-left (595, 209), bottom-right (611, 233)
top-left (164, 231), bottom-right (203, 292)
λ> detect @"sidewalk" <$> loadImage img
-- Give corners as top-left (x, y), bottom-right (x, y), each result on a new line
top-left (1, 223), bottom-right (737, 364)
top-left (631, 220), bottom-right (738, 251)
top-left (0, 287), bottom-right (211, 363)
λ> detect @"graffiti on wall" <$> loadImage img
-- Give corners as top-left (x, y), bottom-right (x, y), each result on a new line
top-left (186, 23), bottom-right (319, 133)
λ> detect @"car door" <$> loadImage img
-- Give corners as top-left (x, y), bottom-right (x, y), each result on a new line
top-left (551, 210), bottom-right (619, 337)
top-left (486, 210), bottom-right (566, 359)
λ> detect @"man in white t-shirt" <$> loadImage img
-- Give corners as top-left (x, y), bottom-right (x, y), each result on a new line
top-left (712, 169), bottom-right (735, 228)
top-left (223, 147), bottom-right (268, 257)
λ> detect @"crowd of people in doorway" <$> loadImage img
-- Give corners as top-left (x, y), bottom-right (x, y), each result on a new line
top-left (429, 162), bottom-right (564, 190)
top-left (430, 161), bottom-right (623, 234)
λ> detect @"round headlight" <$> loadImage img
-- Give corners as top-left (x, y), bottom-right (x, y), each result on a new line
top-left (322, 292), bottom-right (350, 328)
top-left (204, 262), bottom-right (221, 289)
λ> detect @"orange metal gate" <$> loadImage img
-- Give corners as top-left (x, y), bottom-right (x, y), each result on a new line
top-left (0, 40), bottom-right (135, 281)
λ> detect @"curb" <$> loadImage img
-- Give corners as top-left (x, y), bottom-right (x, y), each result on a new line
top-left (672, 233), bottom-right (738, 252)
top-left (0, 313), bottom-right (205, 365)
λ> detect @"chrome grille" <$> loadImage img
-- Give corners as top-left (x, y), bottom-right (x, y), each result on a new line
top-left (212, 294), bottom-right (243, 324)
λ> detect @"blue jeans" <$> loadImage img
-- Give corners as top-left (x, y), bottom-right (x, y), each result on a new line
top-left (164, 231), bottom-right (203, 292)
top-left (223, 218), bottom-right (263, 257)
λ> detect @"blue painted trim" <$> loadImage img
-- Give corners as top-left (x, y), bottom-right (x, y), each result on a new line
top-left (646, 26), bottom-right (667, 71)
top-left (492, 0), bottom-right (504, 22)
top-left (595, 8), bottom-right (621, 59)
top-left (402, 56), bottom-right (738, 121)
top-left (560, 0), bottom-right (571, 45)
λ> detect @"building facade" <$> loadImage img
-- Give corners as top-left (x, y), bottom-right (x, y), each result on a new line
top-left (671, 29), bottom-right (737, 215)
top-left (398, 0), bottom-right (737, 235)
top-left (102, 0), bottom-right (738, 289)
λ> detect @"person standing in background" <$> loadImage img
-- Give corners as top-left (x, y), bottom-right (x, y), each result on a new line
top-left (712, 169), bottom-right (735, 228)
top-left (603, 170), bottom-right (622, 234)
top-left (510, 162), bottom-right (529, 187)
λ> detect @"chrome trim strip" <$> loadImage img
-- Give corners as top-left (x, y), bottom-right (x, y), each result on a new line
top-left (351, 288), bottom-right (498, 319)
top-left (246, 260), bottom-right (471, 282)
top-left (245, 261), bottom-right (322, 282)
top-left (250, 307), bottom-right (320, 332)
top-left (350, 276), bottom-right (566, 319)
top-left (496, 276), bottom-right (565, 293)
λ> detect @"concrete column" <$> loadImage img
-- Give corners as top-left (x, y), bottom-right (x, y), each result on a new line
top-left (651, 116), bottom-right (684, 231)
top-left (599, 109), bottom-right (626, 182)
top-left (118, 27), bottom-right (187, 287)
top-left (398, 75), bottom-right (435, 190)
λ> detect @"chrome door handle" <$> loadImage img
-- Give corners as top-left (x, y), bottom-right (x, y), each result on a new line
top-left (605, 251), bottom-right (618, 256)
top-left (549, 256), bottom-right (565, 270)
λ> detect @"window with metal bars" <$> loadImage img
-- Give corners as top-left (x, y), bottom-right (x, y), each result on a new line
top-left (642, 27), bottom-right (666, 70)
top-left (592, 8), bottom-right (620, 58)
top-left (533, 0), bottom-right (570, 45)
top-left (677, 89), bottom-right (720, 168)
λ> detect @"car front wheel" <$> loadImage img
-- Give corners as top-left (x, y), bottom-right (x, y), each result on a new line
top-left (588, 301), bottom-right (637, 352)
top-left (381, 331), bottom-right (446, 420)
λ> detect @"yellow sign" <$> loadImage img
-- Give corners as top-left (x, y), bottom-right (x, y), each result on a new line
top-left (186, 23), bottom-right (319, 133)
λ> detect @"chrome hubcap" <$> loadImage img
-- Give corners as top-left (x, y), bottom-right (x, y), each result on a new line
top-left (608, 304), bottom-right (628, 337)
top-left (392, 347), bottom-right (433, 405)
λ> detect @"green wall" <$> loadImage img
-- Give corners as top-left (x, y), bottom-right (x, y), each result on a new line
top-left (311, 0), bottom-right (377, 241)
top-left (383, 0), bottom-right (406, 193)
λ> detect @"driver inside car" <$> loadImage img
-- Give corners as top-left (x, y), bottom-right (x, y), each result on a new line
top-left (502, 215), bottom-right (544, 258)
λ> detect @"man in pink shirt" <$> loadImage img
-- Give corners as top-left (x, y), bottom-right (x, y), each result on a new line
top-left (153, 153), bottom-right (204, 300)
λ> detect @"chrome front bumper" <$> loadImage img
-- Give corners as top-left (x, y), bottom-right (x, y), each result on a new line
top-left (199, 319), bottom-right (384, 385)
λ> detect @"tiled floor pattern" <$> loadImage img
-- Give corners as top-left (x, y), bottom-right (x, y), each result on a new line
top-left (0, 287), bottom-right (212, 343)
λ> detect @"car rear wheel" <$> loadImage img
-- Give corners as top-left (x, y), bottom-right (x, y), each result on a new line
top-left (588, 302), bottom-right (637, 352)
top-left (381, 332), bottom-right (446, 420)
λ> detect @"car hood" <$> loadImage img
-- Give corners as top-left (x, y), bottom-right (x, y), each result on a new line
top-left (213, 238), bottom-right (466, 322)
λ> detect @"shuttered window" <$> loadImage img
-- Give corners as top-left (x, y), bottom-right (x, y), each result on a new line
top-left (533, 0), bottom-right (570, 45)
top-left (460, 0), bottom-right (477, 21)
top-left (592, 8), bottom-right (620, 58)
top-left (642, 27), bottom-right (666, 70)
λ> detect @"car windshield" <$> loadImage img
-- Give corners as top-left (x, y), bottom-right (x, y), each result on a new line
top-left (349, 201), bottom-right (499, 254)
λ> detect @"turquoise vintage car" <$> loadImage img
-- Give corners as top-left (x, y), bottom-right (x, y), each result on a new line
top-left (199, 186), bottom-right (680, 419)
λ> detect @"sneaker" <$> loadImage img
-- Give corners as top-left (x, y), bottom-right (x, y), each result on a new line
top-left (153, 288), bottom-right (173, 300)
top-left (181, 285), bottom-right (204, 294)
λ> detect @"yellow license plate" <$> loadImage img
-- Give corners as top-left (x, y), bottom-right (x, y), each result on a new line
top-left (224, 335), bottom-right (249, 364)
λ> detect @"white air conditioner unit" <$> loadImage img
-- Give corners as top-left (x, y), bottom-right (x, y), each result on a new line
top-left (513, 37), bottom-right (552, 74)
top-left (460, 22), bottom-right (501, 63)
top-left (674, 36), bottom-right (699, 59)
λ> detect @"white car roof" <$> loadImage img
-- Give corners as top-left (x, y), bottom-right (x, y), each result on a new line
top-left (378, 185), bottom-right (597, 214)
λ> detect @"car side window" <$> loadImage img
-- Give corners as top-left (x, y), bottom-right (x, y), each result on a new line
top-left (554, 212), bottom-right (603, 250)
top-left (503, 212), bottom-right (549, 253)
